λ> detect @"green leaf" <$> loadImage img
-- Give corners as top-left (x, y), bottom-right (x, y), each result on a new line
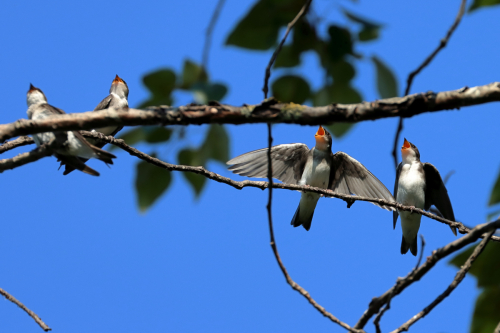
top-left (450, 241), bottom-right (500, 288)
top-left (181, 60), bottom-right (207, 89)
top-left (178, 148), bottom-right (207, 197)
top-left (271, 75), bottom-right (311, 104)
top-left (202, 125), bottom-right (229, 164)
top-left (292, 20), bottom-right (318, 52)
top-left (326, 124), bottom-right (354, 138)
top-left (489, 168), bottom-right (500, 206)
top-left (469, 0), bottom-right (500, 12)
top-left (358, 27), bottom-right (379, 42)
top-left (330, 60), bottom-right (356, 83)
top-left (145, 127), bottom-right (173, 143)
top-left (327, 25), bottom-right (353, 62)
top-left (225, 0), bottom-right (305, 50)
top-left (139, 69), bottom-right (177, 108)
top-left (372, 56), bottom-right (399, 98)
top-left (191, 82), bottom-right (228, 104)
top-left (274, 45), bottom-right (302, 68)
top-left (312, 83), bottom-right (361, 138)
top-left (342, 9), bottom-right (382, 29)
top-left (135, 156), bottom-right (172, 212)
top-left (342, 8), bottom-right (381, 41)
top-left (470, 286), bottom-right (500, 333)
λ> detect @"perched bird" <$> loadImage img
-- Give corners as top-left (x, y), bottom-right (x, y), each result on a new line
top-left (26, 84), bottom-right (116, 176)
top-left (393, 138), bottom-right (457, 256)
top-left (227, 126), bottom-right (395, 230)
top-left (63, 74), bottom-right (129, 175)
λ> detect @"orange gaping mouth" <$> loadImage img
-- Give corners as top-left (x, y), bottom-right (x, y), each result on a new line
top-left (315, 126), bottom-right (325, 137)
top-left (112, 74), bottom-right (124, 84)
top-left (402, 138), bottom-right (411, 150)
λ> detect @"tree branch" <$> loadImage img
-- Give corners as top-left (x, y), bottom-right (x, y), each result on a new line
top-left (3, 131), bottom-right (499, 245)
top-left (0, 287), bottom-right (51, 331)
top-left (1, 81), bottom-right (500, 142)
top-left (202, 0), bottom-right (226, 70)
top-left (0, 136), bottom-right (34, 154)
top-left (390, 229), bottom-right (494, 333)
top-left (0, 145), bottom-right (52, 172)
top-left (391, 0), bottom-right (467, 168)
top-left (354, 219), bottom-right (500, 330)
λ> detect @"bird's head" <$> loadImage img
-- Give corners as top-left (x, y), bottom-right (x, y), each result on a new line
top-left (110, 74), bottom-right (129, 99)
top-left (401, 138), bottom-right (420, 163)
top-left (27, 83), bottom-right (48, 107)
top-left (314, 126), bottom-right (332, 151)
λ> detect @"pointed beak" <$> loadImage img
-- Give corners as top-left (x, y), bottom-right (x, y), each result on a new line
top-left (112, 74), bottom-right (124, 85)
top-left (402, 138), bottom-right (411, 150)
top-left (28, 83), bottom-right (37, 93)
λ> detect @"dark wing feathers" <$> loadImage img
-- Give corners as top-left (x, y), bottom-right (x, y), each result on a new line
top-left (227, 144), bottom-right (310, 184)
top-left (94, 95), bottom-right (113, 111)
top-left (393, 162), bottom-right (403, 229)
top-left (329, 152), bottom-right (395, 211)
top-left (56, 154), bottom-right (99, 176)
top-left (423, 163), bottom-right (457, 236)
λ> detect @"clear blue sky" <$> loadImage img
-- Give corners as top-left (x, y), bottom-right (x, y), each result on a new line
top-left (0, 0), bottom-right (498, 332)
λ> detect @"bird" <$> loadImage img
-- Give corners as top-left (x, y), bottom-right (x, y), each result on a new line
top-left (62, 74), bottom-right (129, 175)
top-left (393, 138), bottom-right (457, 256)
top-left (226, 126), bottom-right (395, 231)
top-left (26, 84), bottom-right (116, 176)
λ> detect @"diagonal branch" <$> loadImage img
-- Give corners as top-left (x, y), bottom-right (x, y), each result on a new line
top-left (391, 0), bottom-right (467, 168)
top-left (0, 136), bottom-right (33, 154)
top-left (354, 219), bottom-right (500, 330)
top-left (1, 81), bottom-right (500, 142)
top-left (0, 287), bottom-right (51, 331)
top-left (390, 229), bottom-right (495, 333)
top-left (0, 145), bottom-right (52, 171)
top-left (2, 131), bottom-right (499, 245)
top-left (202, 0), bottom-right (226, 70)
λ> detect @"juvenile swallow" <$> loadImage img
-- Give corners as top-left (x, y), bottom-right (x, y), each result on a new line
top-left (227, 126), bottom-right (395, 230)
top-left (393, 138), bottom-right (457, 256)
top-left (63, 74), bottom-right (129, 175)
top-left (27, 84), bottom-right (116, 176)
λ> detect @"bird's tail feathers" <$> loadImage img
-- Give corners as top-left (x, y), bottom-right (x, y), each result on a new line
top-left (56, 155), bottom-right (99, 176)
top-left (290, 195), bottom-right (319, 231)
top-left (400, 234), bottom-right (418, 256)
top-left (90, 145), bottom-right (116, 164)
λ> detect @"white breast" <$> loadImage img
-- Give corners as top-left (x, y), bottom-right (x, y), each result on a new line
top-left (397, 162), bottom-right (425, 209)
top-left (300, 149), bottom-right (330, 189)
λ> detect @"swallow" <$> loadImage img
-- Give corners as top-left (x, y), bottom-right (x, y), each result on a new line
top-left (227, 126), bottom-right (395, 230)
top-left (393, 138), bottom-right (457, 256)
top-left (62, 75), bottom-right (129, 175)
top-left (26, 84), bottom-right (116, 176)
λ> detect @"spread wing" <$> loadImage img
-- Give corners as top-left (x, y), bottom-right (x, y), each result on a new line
top-left (329, 152), bottom-right (395, 211)
top-left (94, 95), bottom-right (113, 111)
top-left (423, 163), bottom-right (457, 236)
top-left (227, 143), bottom-right (310, 184)
top-left (393, 162), bottom-right (403, 228)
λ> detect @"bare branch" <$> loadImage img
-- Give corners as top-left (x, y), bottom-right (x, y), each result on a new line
top-left (202, 0), bottom-right (226, 69)
top-left (262, 0), bottom-right (312, 98)
top-left (391, 229), bottom-right (495, 333)
top-left (0, 287), bottom-right (51, 331)
top-left (0, 136), bottom-right (34, 154)
top-left (1, 82), bottom-right (500, 143)
top-left (4, 131), bottom-right (498, 245)
top-left (391, 0), bottom-right (467, 168)
top-left (354, 219), bottom-right (500, 330)
top-left (0, 145), bottom-right (52, 172)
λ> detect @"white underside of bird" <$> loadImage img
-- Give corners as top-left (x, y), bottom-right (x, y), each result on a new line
top-left (296, 149), bottom-right (331, 223)
top-left (397, 161), bottom-right (425, 244)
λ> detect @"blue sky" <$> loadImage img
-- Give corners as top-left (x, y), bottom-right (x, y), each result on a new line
top-left (0, 0), bottom-right (499, 332)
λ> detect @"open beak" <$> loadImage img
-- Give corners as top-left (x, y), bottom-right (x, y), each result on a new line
top-left (112, 74), bottom-right (124, 85)
top-left (315, 125), bottom-right (325, 137)
top-left (402, 138), bottom-right (411, 150)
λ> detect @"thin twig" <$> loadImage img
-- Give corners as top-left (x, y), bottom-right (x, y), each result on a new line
top-left (390, 229), bottom-right (495, 333)
top-left (391, 0), bottom-right (467, 168)
top-left (0, 145), bottom-right (52, 172)
top-left (1, 82), bottom-right (500, 142)
top-left (0, 136), bottom-right (33, 154)
top-left (354, 219), bottom-right (500, 330)
top-left (202, 0), bottom-right (226, 70)
top-left (261, 1), bottom-right (358, 330)
top-left (262, 0), bottom-right (312, 98)
top-left (2, 131), bottom-right (499, 245)
top-left (373, 235), bottom-right (426, 333)
top-left (0, 287), bottom-right (51, 331)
